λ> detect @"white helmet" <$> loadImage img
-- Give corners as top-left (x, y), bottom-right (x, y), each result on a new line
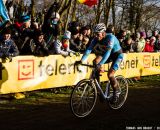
top-left (63, 30), bottom-right (71, 39)
top-left (94, 23), bottom-right (106, 33)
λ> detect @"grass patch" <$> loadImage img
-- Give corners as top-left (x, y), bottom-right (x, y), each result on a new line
top-left (0, 75), bottom-right (160, 106)
top-left (129, 75), bottom-right (160, 89)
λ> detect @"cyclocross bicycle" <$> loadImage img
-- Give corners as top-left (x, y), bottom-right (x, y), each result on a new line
top-left (70, 63), bottom-right (128, 118)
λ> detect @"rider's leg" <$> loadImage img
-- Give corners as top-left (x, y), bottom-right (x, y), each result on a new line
top-left (107, 68), bottom-right (118, 92)
top-left (93, 56), bottom-right (102, 83)
top-left (109, 53), bottom-right (123, 91)
top-left (108, 54), bottom-right (123, 103)
top-left (107, 68), bottom-right (120, 103)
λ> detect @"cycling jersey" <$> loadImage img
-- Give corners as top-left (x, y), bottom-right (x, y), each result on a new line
top-left (81, 33), bottom-right (123, 70)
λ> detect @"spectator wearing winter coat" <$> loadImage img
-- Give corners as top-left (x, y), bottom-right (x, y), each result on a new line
top-left (78, 26), bottom-right (91, 53)
top-left (0, 28), bottom-right (19, 59)
top-left (50, 31), bottom-right (79, 57)
top-left (30, 30), bottom-right (49, 56)
top-left (68, 21), bottom-right (83, 52)
top-left (19, 15), bottom-right (35, 55)
top-left (143, 37), bottom-right (155, 52)
top-left (121, 37), bottom-right (134, 53)
top-left (136, 32), bottom-right (146, 52)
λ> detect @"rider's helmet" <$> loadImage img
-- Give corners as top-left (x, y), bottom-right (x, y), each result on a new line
top-left (93, 23), bottom-right (106, 33)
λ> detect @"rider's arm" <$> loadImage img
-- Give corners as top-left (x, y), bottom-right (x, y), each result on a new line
top-left (81, 38), bottom-right (97, 62)
top-left (98, 36), bottom-right (114, 65)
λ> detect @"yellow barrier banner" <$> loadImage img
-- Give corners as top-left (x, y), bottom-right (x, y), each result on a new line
top-left (0, 53), bottom-right (160, 94)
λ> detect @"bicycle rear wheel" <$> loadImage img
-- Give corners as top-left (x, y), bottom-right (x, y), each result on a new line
top-left (108, 75), bottom-right (128, 109)
top-left (70, 79), bottom-right (97, 118)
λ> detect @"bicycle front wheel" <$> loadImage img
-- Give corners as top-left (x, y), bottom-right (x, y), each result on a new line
top-left (108, 75), bottom-right (128, 109)
top-left (70, 79), bottom-right (97, 118)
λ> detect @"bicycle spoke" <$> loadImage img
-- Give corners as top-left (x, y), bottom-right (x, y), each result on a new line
top-left (70, 79), bottom-right (97, 117)
top-left (108, 76), bottom-right (128, 110)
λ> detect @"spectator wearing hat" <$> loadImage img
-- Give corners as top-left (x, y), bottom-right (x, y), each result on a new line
top-left (20, 15), bottom-right (31, 28)
top-left (49, 30), bottom-right (79, 57)
top-left (0, 28), bottom-right (19, 59)
top-left (30, 29), bottom-right (49, 56)
top-left (19, 15), bottom-right (35, 55)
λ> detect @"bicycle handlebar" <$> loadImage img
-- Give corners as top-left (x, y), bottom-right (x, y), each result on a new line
top-left (75, 62), bottom-right (108, 72)
top-left (80, 63), bottom-right (95, 68)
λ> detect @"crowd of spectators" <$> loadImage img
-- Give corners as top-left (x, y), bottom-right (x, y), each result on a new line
top-left (117, 29), bottom-right (160, 53)
top-left (0, 4), bottom-right (160, 60)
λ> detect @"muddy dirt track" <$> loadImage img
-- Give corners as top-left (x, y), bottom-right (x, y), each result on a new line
top-left (0, 86), bottom-right (160, 130)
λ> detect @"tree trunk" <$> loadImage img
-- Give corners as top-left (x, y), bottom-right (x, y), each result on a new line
top-left (112, 0), bottom-right (115, 27)
top-left (105, 0), bottom-right (113, 26)
top-left (96, 0), bottom-right (102, 24)
top-left (119, 1), bottom-right (124, 30)
top-left (31, 0), bottom-right (35, 21)
top-left (71, 0), bottom-right (77, 21)
top-left (64, 2), bottom-right (72, 31)
top-left (135, 0), bottom-right (143, 32)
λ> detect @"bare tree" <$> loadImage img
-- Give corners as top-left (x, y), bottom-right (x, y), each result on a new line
top-left (31, 0), bottom-right (35, 21)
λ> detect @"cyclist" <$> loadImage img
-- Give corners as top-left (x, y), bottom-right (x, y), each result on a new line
top-left (76, 23), bottom-right (123, 103)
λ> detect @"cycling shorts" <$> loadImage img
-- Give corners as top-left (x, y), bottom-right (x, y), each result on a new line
top-left (110, 53), bottom-right (123, 71)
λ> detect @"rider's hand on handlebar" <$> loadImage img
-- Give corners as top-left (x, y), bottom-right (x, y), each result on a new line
top-left (97, 65), bottom-right (105, 73)
top-left (75, 60), bottom-right (82, 65)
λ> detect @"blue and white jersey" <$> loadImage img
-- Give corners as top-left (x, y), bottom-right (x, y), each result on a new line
top-left (81, 33), bottom-right (122, 65)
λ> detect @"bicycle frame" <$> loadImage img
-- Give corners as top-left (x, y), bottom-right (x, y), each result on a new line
top-left (84, 64), bottom-right (111, 100)
top-left (94, 78), bottom-right (111, 100)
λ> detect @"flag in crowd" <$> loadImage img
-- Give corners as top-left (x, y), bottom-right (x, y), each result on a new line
top-left (78, 0), bottom-right (98, 7)
top-left (0, 0), bottom-right (10, 30)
